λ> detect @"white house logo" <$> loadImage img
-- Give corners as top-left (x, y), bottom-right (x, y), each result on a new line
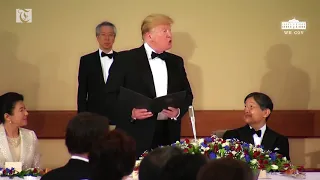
top-left (281, 18), bottom-right (306, 35)
top-left (16, 9), bottom-right (32, 23)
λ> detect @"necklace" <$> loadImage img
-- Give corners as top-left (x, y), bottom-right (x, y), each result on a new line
top-left (7, 136), bottom-right (21, 148)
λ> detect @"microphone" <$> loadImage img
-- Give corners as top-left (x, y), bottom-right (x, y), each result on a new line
top-left (188, 106), bottom-right (197, 142)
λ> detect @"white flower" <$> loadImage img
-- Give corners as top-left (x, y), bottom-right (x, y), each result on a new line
top-left (198, 138), bottom-right (204, 143)
top-left (274, 147), bottom-right (279, 151)
top-left (250, 159), bottom-right (258, 165)
top-left (240, 153), bottom-right (245, 159)
top-left (135, 160), bottom-right (141, 166)
top-left (222, 142), bottom-right (229, 147)
top-left (271, 165), bottom-right (279, 170)
top-left (282, 157), bottom-right (287, 161)
top-left (232, 151), bottom-right (237, 155)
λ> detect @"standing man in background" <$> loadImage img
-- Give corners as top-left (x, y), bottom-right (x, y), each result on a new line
top-left (77, 21), bottom-right (118, 128)
top-left (106, 14), bottom-right (193, 157)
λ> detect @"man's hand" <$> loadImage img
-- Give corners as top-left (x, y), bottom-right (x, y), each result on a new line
top-left (161, 107), bottom-right (180, 119)
top-left (132, 108), bottom-right (153, 120)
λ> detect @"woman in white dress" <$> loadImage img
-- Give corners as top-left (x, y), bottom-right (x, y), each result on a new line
top-left (0, 92), bottom-right (40, 170)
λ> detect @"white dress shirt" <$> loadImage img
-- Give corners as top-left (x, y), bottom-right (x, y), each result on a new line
top-left (144, 43), bottom-right (169, 120)
top-left (71, 155), bottom-right (89, 162)
top-left (99, 49), bottom-right (114, 83)
top-left (250, 124), bottom-right (267, 146)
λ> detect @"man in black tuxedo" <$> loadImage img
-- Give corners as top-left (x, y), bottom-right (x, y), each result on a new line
top-left (40, 112), bottom-right (110, 180)
top-left (77, 21), bottom-right (118, 125)
top-left (106, 14), bottom-right (193, 157)
top-left (223, 92), bottom-right (290, 160)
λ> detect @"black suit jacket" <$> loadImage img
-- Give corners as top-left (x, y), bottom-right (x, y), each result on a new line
top-left (223, 125), bottom-right (290, 160)
top-left (106, 45), bottom-right (193, 157)
top-left (40, 159), bottom-right (90, 180)
top-left (77, 50), bottom-right (117, 124)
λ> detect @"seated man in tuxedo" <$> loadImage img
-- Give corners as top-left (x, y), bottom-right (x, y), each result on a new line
top-left (41, 112), bottom-right (110, 180)
top-left (223, 92), bottom-right (290, 160)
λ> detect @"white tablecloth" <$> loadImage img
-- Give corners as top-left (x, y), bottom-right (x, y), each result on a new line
top-left (267, 172), bottom-right (319, 179)
top-left (126, 172), bottom-right (320, 180)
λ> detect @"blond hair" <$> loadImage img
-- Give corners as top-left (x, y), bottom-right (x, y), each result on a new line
top-left (141, 14), bottom-right (174, 38)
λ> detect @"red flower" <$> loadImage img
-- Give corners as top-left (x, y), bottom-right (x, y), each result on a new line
top-left (142, 152), bottom-right (148, 157)
top-left (259, 155), bottom-right (264, 159)
top-left (277, 154), bottom-right (283, 159)
top-left (263, 160), bottom-right (269, 164)
top-left (253, 151), bottom-right (260, 158)
top-left (188, 144), bottom-right (193, 148)
top-left (183, 149), bottom-right (189, 153)
top-left (3, 169), bottom-right (6, 174)
top-left (185, 138), bottom-right (190, 144)
top-left (259, 164), bottom-right (265, 169)
top-left (213, 144), bottom-right (219, 152)
top-left (283, 163), bottom-right (290, 168)
top-left (133, 166), bottom-right (139, 171)
top-left (297, 166), bottom-right (304, 171)
top-left (33, 168), bottom-right (38, 173)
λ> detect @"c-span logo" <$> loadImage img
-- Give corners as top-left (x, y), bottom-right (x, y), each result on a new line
top-left (281, 18), bottom-right (306, 35)
top-left (16, 9), bottom-right (32, 23)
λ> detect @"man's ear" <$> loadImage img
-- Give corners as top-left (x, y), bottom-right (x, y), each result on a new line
top-left (263, 109), bottom-right (271, 118)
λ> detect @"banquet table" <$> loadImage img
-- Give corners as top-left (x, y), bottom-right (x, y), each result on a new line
top-left (124, 172), bottom-right (320, 180)
top-left (0, 172), bottom-right (319, 179)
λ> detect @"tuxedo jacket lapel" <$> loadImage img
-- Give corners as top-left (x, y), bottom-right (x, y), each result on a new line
top-left (136, 46), bottom-right (156, 98)
top-left (261, 127), bottom-right (276, 150)
top-left (93, 50), bottom-right (106, 85)
top-left (241, 125), bottom-right (255, 145)
top-left (163, 54), bottom-right (175, 94)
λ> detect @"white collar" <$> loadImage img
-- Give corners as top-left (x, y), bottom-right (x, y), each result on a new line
top-left (250, 124), bottom-right (267, 134)
top-left (143, 42), bottom-right (159, 60)
top-left (99, 49), bottom-right (113, 58)
top-left (71, 155), bottom-right (89, 162)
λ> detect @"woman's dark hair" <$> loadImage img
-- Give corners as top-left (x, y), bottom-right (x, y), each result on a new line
top-left (89, 129), bottom-right (136, 180)
top-left (0, 92), bottom-right (24, 124)
top-left (197, 158), bottom-right (253, 180)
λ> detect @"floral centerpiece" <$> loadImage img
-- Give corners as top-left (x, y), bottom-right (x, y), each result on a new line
top-left (134, 135), bottom-right (304, 177)
top-left (0, 168), bottom-right (44, 179)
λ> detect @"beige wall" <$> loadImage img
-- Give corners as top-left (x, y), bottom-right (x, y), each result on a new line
top-left (1, 0), bottom-right (319, 110)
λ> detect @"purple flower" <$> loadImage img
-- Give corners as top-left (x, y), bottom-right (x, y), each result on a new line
top-left (201, 142), bottom-right (208, 148)
top-left (224, 145), bottom-right (230, 151)
top-left (245, 154), bottom-right (251, 162)
top-left (209, 152), bottom-right (217, 159)
top-left (242, 143), bottom-right (249, 149)
top-left (204, 137), bottom-right (212, 143)
top-left (270, 153), bottom-right (277, 161)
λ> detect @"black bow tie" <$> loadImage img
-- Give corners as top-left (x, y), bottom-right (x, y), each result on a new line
top-left (151, 51), bottom-right (166, 59)
top-left (101, 52), bottom-right (113, 59)
top-left (250, 128), bottom-right (262, 137)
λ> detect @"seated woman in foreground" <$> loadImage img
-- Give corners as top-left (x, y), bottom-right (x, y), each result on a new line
top-left (223, 92), bottom-right (290, 160)
top-left (0, 92), bottom-right (40, 170)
